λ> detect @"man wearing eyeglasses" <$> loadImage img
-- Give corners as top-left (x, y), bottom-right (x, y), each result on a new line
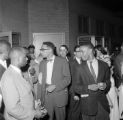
top-left (67, 45), bottom-right (82, 120)
top-left (39, 42), bottom-right (71, 120)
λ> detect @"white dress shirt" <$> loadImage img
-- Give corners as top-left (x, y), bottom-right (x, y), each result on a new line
top-left (0, 59), bottom-right (7, 108)
top-left (87, 58), bottom-right (98, 78)
top-left (46, 55), bottom-right (55, 84)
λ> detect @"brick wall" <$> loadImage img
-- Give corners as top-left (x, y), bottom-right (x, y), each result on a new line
top-left (28, 0), bottom-right (69, 45)
top-left (1, 0), bottom-right (28, 46)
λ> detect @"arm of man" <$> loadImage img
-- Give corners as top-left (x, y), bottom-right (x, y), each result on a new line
top-left (74, 67), bottom-right (89, 95)
top-left (69, 61), bottom-right (80, 100)
top-left (114, 57), bottom-right (121, 78)
top-left (55, 59), bottom-right (71, 91)
top-left (103, 65), bottom-right (111, 92)
top-left (69, 62), bottom-right (76, 96)
top-left (98, 64), bottom-right (111, 92)
top-left (1, 76), bottom-right (36, 120)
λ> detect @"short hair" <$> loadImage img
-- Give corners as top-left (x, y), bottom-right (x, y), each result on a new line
top-left (60, 45), bottom-right (68, 52)
top-left (95, 45), bottom-right (107, 54)
top-left (28, 44), bottom-right (35, 49)
top-left (80, 42), bottom-right (94, 50)
top-left (0, 40), bottom-right (11, 54)
top-left (74, 45), bottom-right (80, 52)
top-left (43, 42), bottom-right (56, 51)
top-left (9, 47), bottom-right (25, 60)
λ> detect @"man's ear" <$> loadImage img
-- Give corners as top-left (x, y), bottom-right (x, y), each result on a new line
top-left (88, 48), bottom-right (92, 54)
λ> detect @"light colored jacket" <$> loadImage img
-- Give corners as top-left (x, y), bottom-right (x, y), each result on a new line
top-left (1, 66), bottom-right (35, 120)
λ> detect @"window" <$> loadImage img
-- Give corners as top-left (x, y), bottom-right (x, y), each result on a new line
top-left (78, 15), bottom-right (89, 34)
top-left (96, 20), bottom-right (104, 36)
top-left (109, 24), bottom-right (115, 37)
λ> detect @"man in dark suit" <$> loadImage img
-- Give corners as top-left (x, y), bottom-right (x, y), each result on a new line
top-left (59, 45), bottom-right (71, 62)
top-left (67, 45), bottom-right (82, 120)
top-left (114, 43), bottom-right (123, 88)
top-left (0, 40), bottom-right (11, 119)
top-left (74, 43), bottom-right (111, 120)
top-left (39, 42), bottom-right (71, 120)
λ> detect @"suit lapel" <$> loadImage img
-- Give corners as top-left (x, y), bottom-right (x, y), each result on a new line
top-left (74, 59), bottom-right (79, 65)
top-left (83, 62), bottom-right (97, 83)
top-left (0, 64), bottom-right (6, 79)
top-left (96, 60), bottom-right (102, 82)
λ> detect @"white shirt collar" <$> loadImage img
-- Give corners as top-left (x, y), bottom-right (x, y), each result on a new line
top-left (10, 64), bottom-right (22, 75)
top-left (0, 59), bottom-right (7, 69)
top-left (87, 58), bottom-right (97, 64)
top-left (51, 55), bottom-right (55, 61)
top-left (66, 57), bottom-right (69, 61)
top-left (47, 55), bottom-right (55, 62)
top-left (75, 57), bottom-right (81, 64)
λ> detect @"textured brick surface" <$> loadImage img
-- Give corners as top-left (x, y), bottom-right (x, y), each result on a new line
top-left (28, 0), bottom-right (69, 45)
top-left (1, 0), bottom-right (28, 46)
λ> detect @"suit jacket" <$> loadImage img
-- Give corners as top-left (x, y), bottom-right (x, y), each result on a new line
top-left (114, 52), bottom-right (123, 88)
top-left (69, 58), bottom-right (81, 97)
top-left (1, 66), bottom-right (35, 120)
top-left (74, 60), bottom-right (111, 115)
top-left (0, 64), bottom-right (6, 114)
top-left (39, 56), bottom-right (71, 107)
top-left (0, 64), bottom-right (6, 80)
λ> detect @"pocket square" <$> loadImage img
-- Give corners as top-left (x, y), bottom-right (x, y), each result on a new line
top-left (81, 94), bottom-right (89, 98)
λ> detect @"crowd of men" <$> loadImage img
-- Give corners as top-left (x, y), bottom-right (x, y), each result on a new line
top-left (0, 40), bottom-right (122, 120)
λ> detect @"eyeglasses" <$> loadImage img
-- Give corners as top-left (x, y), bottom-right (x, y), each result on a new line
top-left (40, 48), bottom-right (50, 51)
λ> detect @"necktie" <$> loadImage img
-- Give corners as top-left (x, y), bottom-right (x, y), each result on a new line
top-left (90, 61), bottom-right (96, 81)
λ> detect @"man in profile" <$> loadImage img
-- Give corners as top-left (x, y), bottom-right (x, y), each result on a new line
top-left (39, 42), bottom-right (71, 120)
top-left (74, 43), bottom-right (110, 120)
top-left (67, 45), bottom-right (82, 120)
top-left (0, 40), bottom-right (11, 120)
top-left (1, 47), bottom-right (45, 120)
top-left (114, 43), bottom-right (123, 88)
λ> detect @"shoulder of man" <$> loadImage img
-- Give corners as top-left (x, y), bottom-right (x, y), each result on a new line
top-left (115, 53), bottom-right (123, 60)
top-left (0, 65), bottom-right (6, 79)
top-left (98, 59), bottom-right (109, 68)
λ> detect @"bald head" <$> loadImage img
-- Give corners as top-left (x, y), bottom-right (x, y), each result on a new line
top-left (0, 40), bottom-right (11, 60)
top-left (9, 47), bottom-right (27, 68)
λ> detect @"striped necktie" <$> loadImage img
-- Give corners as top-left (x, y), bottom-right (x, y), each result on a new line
top-left (90, 61), bottom-right (96, 81)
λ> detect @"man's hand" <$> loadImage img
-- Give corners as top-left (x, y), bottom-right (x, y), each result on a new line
top-left (88, 84), bottom-right (98, 91)
top-left (35, 99), bottom-right (41, 109)
top-left (46, 85), bottom-right (56, 93)
top-left (74, 96), bottom-right (79, 101)
top-left (98, 82), bottom-right (106, 90)
top-left (40, 108), bottom-right (47, 118)
top-left (34, 109), bottom-right (44, 119)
